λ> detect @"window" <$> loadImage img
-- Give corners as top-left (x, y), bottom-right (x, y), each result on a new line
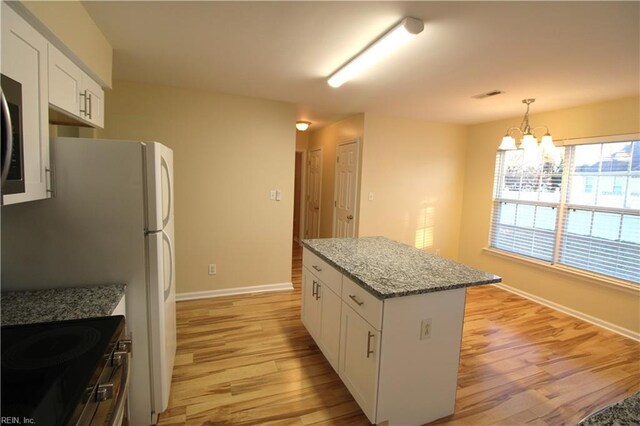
top-left (490, 137), bottom-right (640, 284)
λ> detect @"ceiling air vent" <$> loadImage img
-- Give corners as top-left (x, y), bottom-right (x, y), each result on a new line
top-left (472, 90), bottom-right (504, 99)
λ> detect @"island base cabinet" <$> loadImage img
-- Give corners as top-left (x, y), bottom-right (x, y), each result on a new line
top-left (376, 288), bottom-right (467, 425)
top-left (302, 247), bottom-right (471, 425)
top-left (338, 303), bottom-right (381, 424)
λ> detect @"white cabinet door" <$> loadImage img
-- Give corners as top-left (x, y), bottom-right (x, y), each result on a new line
top-left (339, 303), bottom-right (381, 424)
top-left (301, 267), bottom-right (321, 339)
top-left (302, 267), bottom-right (342, 372)
top-left (317, 281), bottom-right (341, 371)
top-left (80, 75), bottom-right (104, 128)
top-left (48, 44), bottom-right (82, 117)
top-left (48, 43), bottom-right (104, 129)
top-left (1, 3), bottom-right (50, 205)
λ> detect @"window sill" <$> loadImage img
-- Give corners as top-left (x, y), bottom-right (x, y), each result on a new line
top-left (482, 247), bottom-right (640, 295)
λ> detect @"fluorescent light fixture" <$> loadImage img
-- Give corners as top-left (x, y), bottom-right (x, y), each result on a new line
top-left (327, 17), bottom-right (424, 88)
top-left (296, 121), bottom-right (311, 132)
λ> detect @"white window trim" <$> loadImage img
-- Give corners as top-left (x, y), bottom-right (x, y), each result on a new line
top-left (556, 132), bottom-right (640, 146)
top-left (488, 133), bottom-right (640, 289)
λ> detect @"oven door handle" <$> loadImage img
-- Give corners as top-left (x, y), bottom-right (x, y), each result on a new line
top-left (109, 351), bottom-right (131, 426)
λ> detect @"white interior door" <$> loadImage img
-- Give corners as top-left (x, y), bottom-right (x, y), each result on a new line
top-left (305, 148), bottom-right (322, 239)
top-left (334, 140), bottom-right (359, 237)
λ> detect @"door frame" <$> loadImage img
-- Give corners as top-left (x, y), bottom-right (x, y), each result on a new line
top-left (305, 147), bottom-right (322, 239)
top-left (294, 149), bottom-right (307, 242)
top-left (333, 138), bottom-right (360, 238)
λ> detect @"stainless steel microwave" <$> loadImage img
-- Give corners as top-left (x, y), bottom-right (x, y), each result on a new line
top-left (1, 73), bottom-right (25, 200)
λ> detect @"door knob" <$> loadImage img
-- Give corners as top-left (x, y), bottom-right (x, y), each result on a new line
top-left (347, 215), bottom-right (354, 220)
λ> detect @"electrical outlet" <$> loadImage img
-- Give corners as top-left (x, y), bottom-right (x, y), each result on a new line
top-left (420, 318), bottom-right (432, 340)
top-left (270, 190), bottom-right (276, 201)
top-left (208, 264), bottom-right (217, 275)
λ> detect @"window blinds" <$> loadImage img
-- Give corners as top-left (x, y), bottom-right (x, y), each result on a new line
top-left (489, 139), bottom-right (639, 284)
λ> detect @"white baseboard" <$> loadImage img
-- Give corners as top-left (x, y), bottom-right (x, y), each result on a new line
top-left (176, 282), bottom-right (293, 301)
top-left (493, 283), bottom-right (640, 342)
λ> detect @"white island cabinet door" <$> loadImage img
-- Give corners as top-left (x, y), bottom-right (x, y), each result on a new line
top-left (339, 303), bottom-right (381, 424)
top-left (317, 281), bottom-right (342, 372)
top-left (301, 267), bottom-right (321, 339)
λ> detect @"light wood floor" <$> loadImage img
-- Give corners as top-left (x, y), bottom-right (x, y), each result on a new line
top-left (158, 243), bottom-right (639, 425)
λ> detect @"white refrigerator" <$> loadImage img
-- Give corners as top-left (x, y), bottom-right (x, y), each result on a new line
top-left (1, 137), bottom-right (177, 425)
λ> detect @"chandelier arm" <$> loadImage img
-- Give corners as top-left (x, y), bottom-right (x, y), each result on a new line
top-left (505, 126), bottom-right (523, 136)
top-left (530, 126), bottom-right (550, 136)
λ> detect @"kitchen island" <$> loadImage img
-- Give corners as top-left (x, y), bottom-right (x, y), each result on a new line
top-left (301, 236), bottom-right (501, 426)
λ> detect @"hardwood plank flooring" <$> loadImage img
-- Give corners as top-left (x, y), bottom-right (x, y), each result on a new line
top-left (158, 243), bottom-right (639, 425)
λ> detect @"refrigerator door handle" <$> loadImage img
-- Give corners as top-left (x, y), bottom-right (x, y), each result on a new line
top-left (161, 157), bottom-right (172, 229)
top-left (162, 231), bottom-right (173, 302)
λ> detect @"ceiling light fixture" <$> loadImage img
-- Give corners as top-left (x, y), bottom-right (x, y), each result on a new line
top-left (296, 121), bottom-right (311, 132)
top-left (327, 17), bottom-right (424, 88)
top-left (499, 99), bottom-right (554, 152)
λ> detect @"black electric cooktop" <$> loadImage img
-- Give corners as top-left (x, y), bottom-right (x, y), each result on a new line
top-left (1, 316), bottom-right (125, 426)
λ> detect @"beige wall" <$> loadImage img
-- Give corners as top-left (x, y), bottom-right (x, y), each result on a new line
top-left (309, 114), bottom-right (365, 237)
top-left (459, 96), bottom-right (640, 334)
top-left (17, 0), bottom-right (112, 87)
top-left (358, 114), bottom-right (468, 259)
top-left (101, 80), bottom-right (297, 294)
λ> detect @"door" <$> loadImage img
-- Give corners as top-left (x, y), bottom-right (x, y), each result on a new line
top-left (339, 303), bottom-right (380, 424)
top-left (145, 142), bottom-right (176, 414)
top-left (1, 3), bottom-right (50, 205)
top-left (48, 43), bottom-right (82, 117)
top-left (334, 140), bottom-right (359, 237)
top-left (318, 283), bottom-right (342, 372)
top-left (301, 267), bottom-right (321, 338)
top-left (305, 148), bottom-right (322, 238)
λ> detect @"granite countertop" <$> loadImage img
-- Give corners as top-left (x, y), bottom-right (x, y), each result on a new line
top-left (1, 284), bottom-right (126, 326)
top-left (302, 236), bottom-right (501, 299)
top-left (579, 391), bottom-right (640, 425)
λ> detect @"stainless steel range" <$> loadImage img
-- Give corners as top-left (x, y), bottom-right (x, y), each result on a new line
top-left (1, 316), bottom-right (131, 425)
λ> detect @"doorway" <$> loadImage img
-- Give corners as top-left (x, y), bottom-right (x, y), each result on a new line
top-left (333, 139), bottom-right (359, 238)
top-left (305, 148), bottom-right (322, 239)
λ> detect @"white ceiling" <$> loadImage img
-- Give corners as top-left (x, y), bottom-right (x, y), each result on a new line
top-left (82, 1), bottom-right (639, 130)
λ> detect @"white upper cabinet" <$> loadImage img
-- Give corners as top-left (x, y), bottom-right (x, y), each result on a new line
top-left (1, 3), bottom-right (50, 205)
top-left (48, 44), bottom-right (83, 117)
top-left (48, 44), bottom-right (104, 128)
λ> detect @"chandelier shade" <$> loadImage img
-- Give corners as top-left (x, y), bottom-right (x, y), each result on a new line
top-left (498, 99), bottom-right (555, 153)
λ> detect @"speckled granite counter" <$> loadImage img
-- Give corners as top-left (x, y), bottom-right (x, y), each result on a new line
top-left (302, 236), bottom-right (501, 299)
top-left (579, 391), bottom-right (640, 425)
top-left (1, 284), bottom-right (126, 326)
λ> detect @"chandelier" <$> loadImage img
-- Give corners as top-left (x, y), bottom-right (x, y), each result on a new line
top-left (498, 99), bottom-right (554, 152)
